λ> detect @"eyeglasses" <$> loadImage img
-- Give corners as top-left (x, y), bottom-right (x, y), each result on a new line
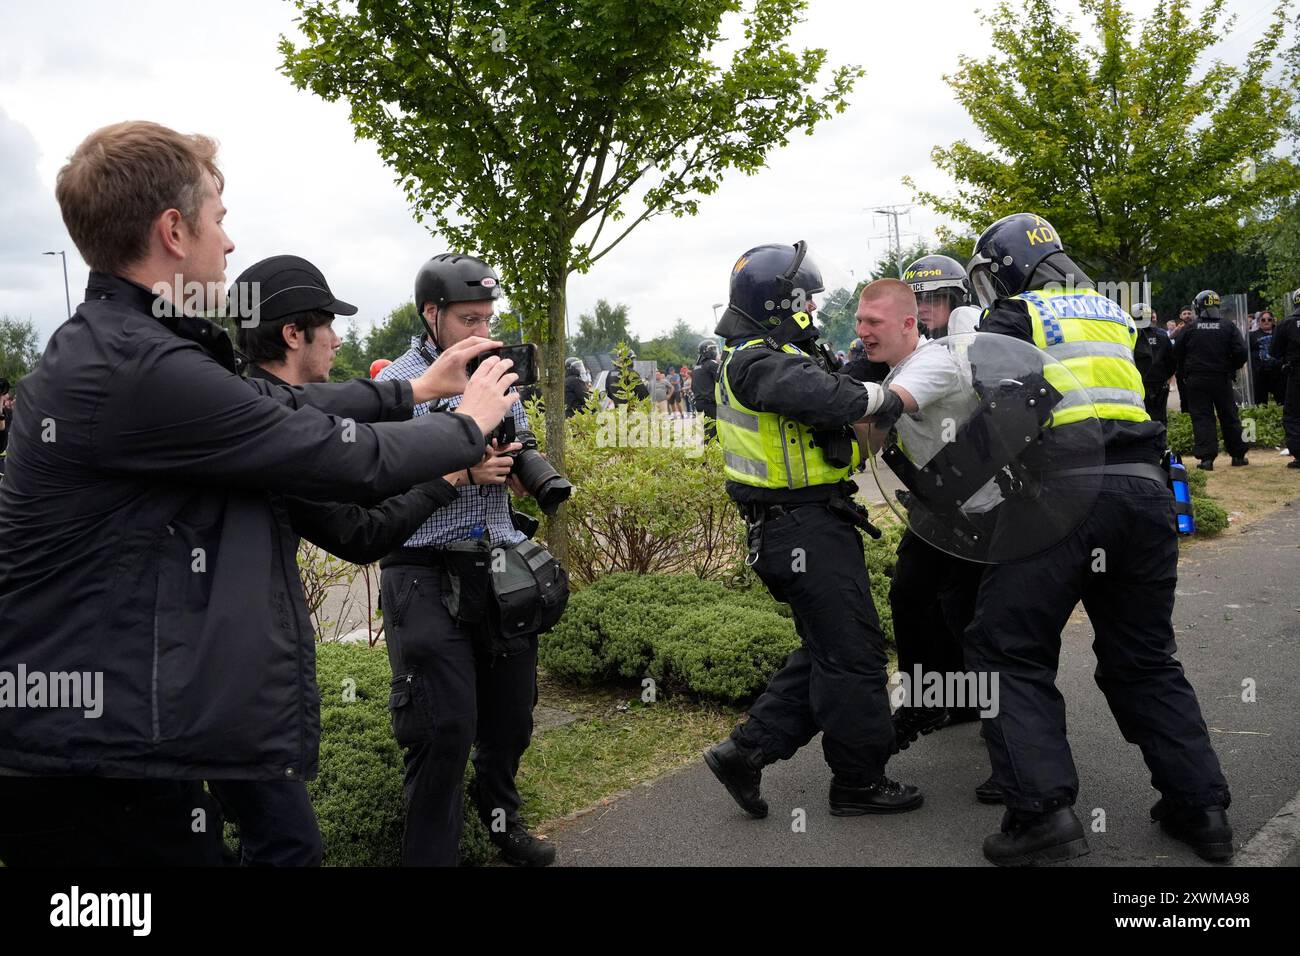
top-left (447, 312), bottom-right (493, 329)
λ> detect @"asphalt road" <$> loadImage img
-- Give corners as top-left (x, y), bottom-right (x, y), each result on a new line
top-left (549, 500), bottom-right (1300, 867)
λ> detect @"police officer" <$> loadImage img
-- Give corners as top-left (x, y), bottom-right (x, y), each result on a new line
top-left (691, 339), bottom-right (721, 440)
top-left (703, 242), bottom-right (922, 818)
top-left (1133, 303), bottom-right (1174, 425)
top-left (563, 356), bottom-right (590, 417)
top-left (1174, 290), bottom-right (1249, 470)
top-left (1275, 287), bottom-right (1300, 468)
top-left (376, 253), bottom-right (559, 867)
top-left (904, 253), bottom-right (982, 339)
top-left (606, 347), bottom-right (649, 405)
top-left (965, 214), bottom-right (1232, 865)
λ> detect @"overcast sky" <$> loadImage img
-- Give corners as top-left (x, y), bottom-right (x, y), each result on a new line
top-left (0, 0), bottom-right (1287, 350)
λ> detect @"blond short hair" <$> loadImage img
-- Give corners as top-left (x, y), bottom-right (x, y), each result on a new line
top-left (55, 121), bottom-right (223, 275)
top-left (859, 278), bottom-right (917, 312)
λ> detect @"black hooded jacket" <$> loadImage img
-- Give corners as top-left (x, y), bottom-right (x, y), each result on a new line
top-left (0, 274), bottom-right (485, 781)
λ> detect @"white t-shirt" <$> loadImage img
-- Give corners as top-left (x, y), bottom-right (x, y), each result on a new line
top-left (888, 337), bottom-right (1002, 514)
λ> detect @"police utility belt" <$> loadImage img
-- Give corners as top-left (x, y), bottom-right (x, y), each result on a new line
top-left (739, 492), bottom-right (881, 566)
top-left (382, 541), bottom-right (570, 649)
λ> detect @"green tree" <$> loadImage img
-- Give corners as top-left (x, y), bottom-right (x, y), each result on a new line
top-left (815, 284), bottom-right (862, 353)
top-left (367, 303), bottom-right (423, 365)
top-left (280, 0), bottom-right (862, 560)
top-left (908, 0), bottom-right (1299, 283)
top-left (1151, 242), bottom-right (1272, 320)
top-left (571, 299), bottom-right (632, 357)
top-left (1260, 16), bottom-right (1300, 312)
top-left (331, 323), bottom-right (368, 382)
top-left (0, 316), bottom-right (41, 385)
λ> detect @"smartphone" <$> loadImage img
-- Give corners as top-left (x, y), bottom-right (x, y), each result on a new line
top-left (468, 343), bottom-right (538, 387)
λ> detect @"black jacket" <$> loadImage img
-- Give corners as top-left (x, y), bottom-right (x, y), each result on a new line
top-left (1174, 318), bottom-right (1248, 378)
top-left (720, 338), bottom-right (872, 505)
top-left (1269, 315), bottom-right (1300, 367)
top-left (841, 354), bottom-right (890, 384)
top-left (980, 297), bottom-right (1166, 466)
top-left (606, 368), bottom-right (649, 405)
top-left (1139, 327), bottom-right (1175, 385)
top-left (564, 371), bottom-right (590, 418)
top-left (0, 274), bottom-right (485, 781)
top-left (692, 358), bottom-right (719, 417)
top-left (248, 365), bottom-right (460, 564)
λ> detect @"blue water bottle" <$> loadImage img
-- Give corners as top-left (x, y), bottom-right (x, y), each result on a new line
top-left (1167, 452), bottom-right (1195, 535)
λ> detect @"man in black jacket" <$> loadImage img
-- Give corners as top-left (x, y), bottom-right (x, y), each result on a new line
top-left (1133, 303), bottom-right (1175, 425)
top-left (691, 340), bottom-right (720, 440)
top-left (563, 357), bottom-right (591, 418)
top-left (207, 254), bottom-right (512, 866)
top-left (1174, 290), bottom-right (1249, 470)
top-left (0, 121), bottom-right (520, 867)
top-left (1275, 288), bottom-right (1300, 468)
top-left (1250, 312), bottom-right (1285, 406)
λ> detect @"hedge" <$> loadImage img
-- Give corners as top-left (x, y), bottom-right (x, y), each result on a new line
top-left (1166, 404), bottom-right (1286, 456)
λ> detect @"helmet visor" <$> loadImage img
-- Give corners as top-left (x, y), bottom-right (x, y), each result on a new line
top-left (968, 259), bottom-right (1001, 309)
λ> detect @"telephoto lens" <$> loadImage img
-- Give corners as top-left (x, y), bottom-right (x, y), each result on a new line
top-left (511, 429), bottom-right (573, 516)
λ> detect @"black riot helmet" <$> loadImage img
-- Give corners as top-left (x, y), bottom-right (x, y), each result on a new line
top-left (716, 241), bottom-right (824, 345)
top-left (967, 213), bottom-right (1089, 307)
top-left (564, 356), bottom-right (584, 376)
top-left (1287, 287), bottom-right (1300, 318)
top-left (697, 339), bottom-right (719, 362)
top-left (1193, 289), bottom-right (1223, 321)
top-left (414, 253), bottom-right (502, 347)
top-left (904, 254), bottom-right (970, 305)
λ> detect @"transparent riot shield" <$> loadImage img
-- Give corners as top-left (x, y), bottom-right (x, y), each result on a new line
top-left (1224, 293), bottom-right (1252, 406)
top-left (867, 332), bottom-right (1106, 564)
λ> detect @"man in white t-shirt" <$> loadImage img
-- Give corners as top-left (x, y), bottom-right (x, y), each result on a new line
top-left (855, 279), bottom-right (999, 802)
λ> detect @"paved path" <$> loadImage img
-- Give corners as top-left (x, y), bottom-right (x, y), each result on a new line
top-left (550, 501), bottom-right (1300, 866)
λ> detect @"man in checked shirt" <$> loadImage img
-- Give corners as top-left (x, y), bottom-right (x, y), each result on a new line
top-left (376, 253), bottom-right (554, 867)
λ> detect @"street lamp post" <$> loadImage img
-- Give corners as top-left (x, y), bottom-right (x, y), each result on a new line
top-left (43, 251), bottom-right (72, 319)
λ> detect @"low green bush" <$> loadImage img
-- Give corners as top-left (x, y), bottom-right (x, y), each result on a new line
top-left (1191, 495), bottom-right (1229, 537)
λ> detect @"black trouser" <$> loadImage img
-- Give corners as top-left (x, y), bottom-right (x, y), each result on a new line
top-left (964, 475), bottom-right (1230, 814)
top-left (1253, 367), bottom-right (1285, 406)
top-left (1285, 365), bottom-right (1300, 457)
top-left (889, 530), bottom-right (985, 720)
top-left (208, 780), bottom-right (321, 866)
top-left (381, 561), bottom-right (538, 867)
top-left (734, 504), bottom-right (894, 781)
top-left (0, 777), bottom-right (225, 866)
top-left (1185, 372), bottom-right (1247, 461)
top-left (1175, 372), bottom-right (1189, 412)
top-left (1143, 382), bottom-right (1170, 426)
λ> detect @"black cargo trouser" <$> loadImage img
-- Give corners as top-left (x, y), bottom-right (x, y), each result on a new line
top-left (734, 504), bottom-right (894, 781)
top-left (1186, 372), bottom-right (1247, 460)
top-left (1143, 381), bottom-right (1170, 426)
top-left (381, 560), bottom-right (538, 867)
top-left (1253, 367), bottom-right (1285, 406)
top-left (0, 777), bottom-right (226, 866)
top-left (890, 530), bottom-right (985, 720)
top-left (1285, 365), bottom-right (1300, 457)
top-left (208, 779), bottom-right (322, 866)
top-left (964, 475), bottom-right (1230, 814)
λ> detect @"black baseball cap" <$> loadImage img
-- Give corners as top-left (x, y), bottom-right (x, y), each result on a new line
top-left (229, 255), bottom-right (358, 326)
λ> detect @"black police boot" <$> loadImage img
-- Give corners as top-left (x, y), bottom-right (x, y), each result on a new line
top-left (704, 738), bottom-right (768, 819)
top-left (1197, 458), bottom-right (1214, 471)
top-left (829, 775), bottom-right (924, 815)
top-left (1151, 798), bottom-right (1235, 862)
top-left (1231, 455), bottom-right (1249, 467)
top-left (490, 822), bottom-right (557, 867)
top-left (945, 707), bottom-right (982, 727)
top-left (982, 807), bottom-right (1089, 867)
top-left (1288, 459), bottom-right (1300, 469)
top-left (975, 775), bottom-right (1004, 805)
top-left (891, 706), bottom-right (950, 753)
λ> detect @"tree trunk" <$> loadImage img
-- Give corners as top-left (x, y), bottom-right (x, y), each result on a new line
top-left (543, 266), bottom-right (569, 566)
